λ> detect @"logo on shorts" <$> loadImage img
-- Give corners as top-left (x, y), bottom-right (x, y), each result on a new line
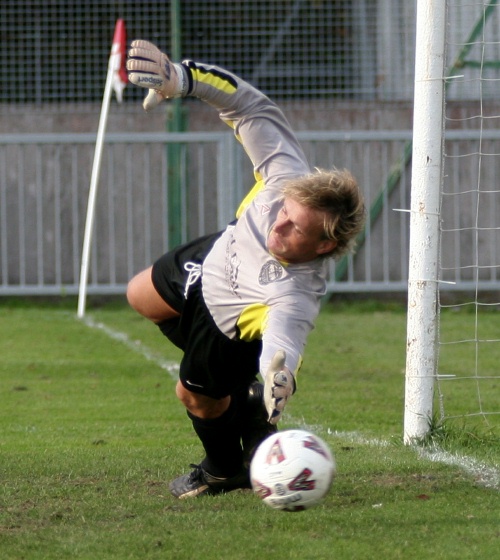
top-left (185, 379), bottom-right (204, 389)
top-left (259, 260), bottom-right (283, 285)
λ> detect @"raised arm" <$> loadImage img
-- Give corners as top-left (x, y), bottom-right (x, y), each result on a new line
top-left (127, 40), bottom-right (310, 189)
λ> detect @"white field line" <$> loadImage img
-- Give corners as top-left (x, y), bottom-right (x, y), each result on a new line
top-left (81, 315), bottom-right (179, 380)
top-left (287, 419), bottom-right (500, 491)
top-left (416, 446), bottom-right (500, 490)
top-left (82, 315), bottom-right (500, 491)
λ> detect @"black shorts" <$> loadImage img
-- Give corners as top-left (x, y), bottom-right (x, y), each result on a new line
top-left (151, 232), bottom-right (262, 399)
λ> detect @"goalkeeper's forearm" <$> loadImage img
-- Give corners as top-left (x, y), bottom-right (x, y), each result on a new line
top-left (127, 40), bottom-right (308, 180)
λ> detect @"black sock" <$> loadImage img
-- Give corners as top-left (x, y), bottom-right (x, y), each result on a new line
top-left (188, 395), bottom-right (245, 478)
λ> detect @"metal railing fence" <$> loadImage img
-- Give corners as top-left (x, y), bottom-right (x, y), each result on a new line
top-left (1, 130), bottom-right (499, 296)
top-left (0, 131), bottom-right (239, 295)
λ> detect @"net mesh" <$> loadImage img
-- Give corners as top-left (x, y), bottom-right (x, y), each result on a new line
top-left (437, 0), bottom-right (500, 427)
top-left (0, 0), bottom-right (386, 111)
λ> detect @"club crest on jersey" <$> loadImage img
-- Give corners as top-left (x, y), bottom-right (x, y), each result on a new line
top-left (259, 260), bottom-right (283, 285)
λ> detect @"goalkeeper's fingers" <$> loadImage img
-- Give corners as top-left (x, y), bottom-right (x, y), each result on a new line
top-left (264, 350), bottom-right (295, 425)
top-left (127, 39), bottom-right (183, 110)
top-left (127, 41), bottom-right (165, 91)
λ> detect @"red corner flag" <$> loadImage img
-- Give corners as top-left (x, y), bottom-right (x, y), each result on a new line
top-left (110, 18), bottom-right (127, 102)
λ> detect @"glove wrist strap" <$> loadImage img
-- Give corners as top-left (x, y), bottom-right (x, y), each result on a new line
top-left (172, 63), bottom-right (188, 98)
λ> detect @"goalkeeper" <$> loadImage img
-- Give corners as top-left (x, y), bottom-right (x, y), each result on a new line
top-left (126, 40), bottom-right (365, 499)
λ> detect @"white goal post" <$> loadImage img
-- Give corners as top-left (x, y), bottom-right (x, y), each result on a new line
top-left (404, 0), bottom-right (500, 443)
top-left (404, 0), bottom-right (447, 443)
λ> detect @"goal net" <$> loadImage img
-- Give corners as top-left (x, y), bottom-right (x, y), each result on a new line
top-left (405, 0), bottom-right (500, 442)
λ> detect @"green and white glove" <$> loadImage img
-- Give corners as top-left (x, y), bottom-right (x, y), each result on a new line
top-left (264, 350), bottom-right (296, 425)
top-left (126, 39), bottom-right (187, 111)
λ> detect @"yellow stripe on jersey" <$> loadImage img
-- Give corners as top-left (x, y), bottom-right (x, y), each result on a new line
top-left (236, 179), bottom-right (265, 218)
top-left (236, 303), bottom-right (269, 341)
top-left (191, 67), bottom-right (237, 95)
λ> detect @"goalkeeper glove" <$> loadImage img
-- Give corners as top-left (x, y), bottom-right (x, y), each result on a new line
top-left (126, 39), bottom-right (187, 111)
top-left (264, 350), bottom-right (296, 425)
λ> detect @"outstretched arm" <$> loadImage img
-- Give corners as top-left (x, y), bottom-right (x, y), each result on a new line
top-left (127, 40), bottom-right (310, 188)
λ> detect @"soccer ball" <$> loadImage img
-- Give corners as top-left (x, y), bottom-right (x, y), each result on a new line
top-left (250, 429), bottom-right (335, 512)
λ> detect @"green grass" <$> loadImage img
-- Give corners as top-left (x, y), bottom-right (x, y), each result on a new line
top-left (1, 298), bottom-right (499, 559)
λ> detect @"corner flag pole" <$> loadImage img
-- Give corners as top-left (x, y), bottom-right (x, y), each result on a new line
top-left (77, 19), bottom-right (127, 318)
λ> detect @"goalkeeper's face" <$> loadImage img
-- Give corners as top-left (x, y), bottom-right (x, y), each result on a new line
top-left (267, 197), bottom-right (337, 263)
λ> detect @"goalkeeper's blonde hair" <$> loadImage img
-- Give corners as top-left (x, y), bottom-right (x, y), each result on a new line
top-left (282, 167), bottom-right (365, 259)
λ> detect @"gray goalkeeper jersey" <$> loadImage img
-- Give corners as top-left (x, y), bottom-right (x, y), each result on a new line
top-left (183, 60), bottom-right (328, 378)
